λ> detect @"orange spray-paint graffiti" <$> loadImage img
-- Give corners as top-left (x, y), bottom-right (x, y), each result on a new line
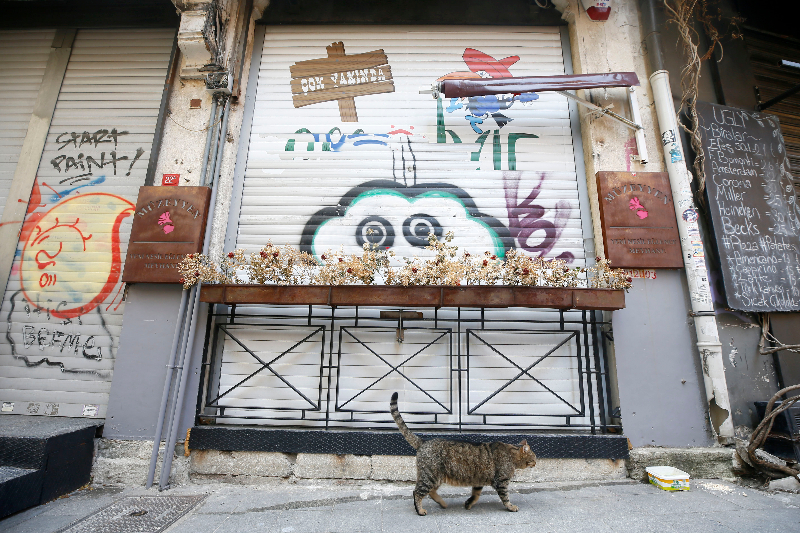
top-left (18, 193), bottom-right (134, 319)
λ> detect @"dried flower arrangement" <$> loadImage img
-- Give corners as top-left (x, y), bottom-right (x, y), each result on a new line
top-left (178, 231), bottom-right (633, 291)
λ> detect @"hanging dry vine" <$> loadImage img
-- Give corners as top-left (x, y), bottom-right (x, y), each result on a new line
top-left (661, 0), bottom-right (743, 200)
top-left (758, 313), bottom-right (800, 356)
top-left (740, 384), bottom-right (800, 482)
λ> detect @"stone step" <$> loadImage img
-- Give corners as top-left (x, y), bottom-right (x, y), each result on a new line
top-left (0, 466), bottom-right (43, 518)
top-left (0, 416), bottom-right (101, 518)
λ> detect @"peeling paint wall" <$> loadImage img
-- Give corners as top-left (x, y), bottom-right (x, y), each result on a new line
top-left (717, 312), bottom-right (779, 433)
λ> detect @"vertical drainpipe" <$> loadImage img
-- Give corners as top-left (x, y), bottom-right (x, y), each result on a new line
top-left (641, 0), bottom-right (734, 443)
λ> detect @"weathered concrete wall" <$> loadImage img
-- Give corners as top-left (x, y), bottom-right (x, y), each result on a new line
top-left (553, 0), bottom-right (714, 447)
top-left (626, 447), bottom-right (735, 482)
top-left (189, 450), bottom-right (626, 484)
top-left (108, 0), bottom-right (261, 445)
top-left (554, 0), bottom-right (666, 257)
top-left (91, 439), bottom-right (189, 487)
top-left (93, 440), bottom-right (752, 488)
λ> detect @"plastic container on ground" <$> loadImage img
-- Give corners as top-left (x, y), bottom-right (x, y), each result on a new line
top-left (646, 466), bottom-right (690, 491)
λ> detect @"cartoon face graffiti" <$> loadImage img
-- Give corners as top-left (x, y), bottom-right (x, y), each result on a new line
top-left (301, 180), bottom-right (512, 260)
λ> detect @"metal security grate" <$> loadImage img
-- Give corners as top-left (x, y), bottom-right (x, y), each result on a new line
top-left (56, 495), bottom-right (205, 533)
top-left (199, 304), bottom-right (617, 433)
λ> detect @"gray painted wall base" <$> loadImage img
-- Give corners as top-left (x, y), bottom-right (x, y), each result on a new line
top-left (105, 284), bottom-right (184, 440)
top-left (612, 270), bottom-right (713, 447)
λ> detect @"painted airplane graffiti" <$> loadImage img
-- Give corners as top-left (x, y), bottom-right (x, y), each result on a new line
top-left (438, 48), bottom-right (539, 133)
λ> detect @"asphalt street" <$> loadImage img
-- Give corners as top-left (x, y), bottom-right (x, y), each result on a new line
top-left (1, 478), bottom-right (798, 533)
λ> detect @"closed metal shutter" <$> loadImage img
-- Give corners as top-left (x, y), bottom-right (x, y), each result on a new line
top-left (0, 28), bottom-right (174, 418)
top-left (0, 30), bottom-right (55, 219)
top-left (747, 29), bottom-right (800, 199)
top-left (216, 26), bottom-right (595, 430)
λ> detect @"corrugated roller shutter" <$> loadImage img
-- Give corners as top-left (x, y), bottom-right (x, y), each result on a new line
top-left (216, 26), bottom-right (594, 430)
top-left (0, 28), bottom-right (174, 418)
top-left (0, 30), bottom-right (55, 219)
top-left (746, 29), bottom-right (800, 199)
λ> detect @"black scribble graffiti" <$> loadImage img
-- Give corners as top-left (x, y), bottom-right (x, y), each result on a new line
top-left (55, 129), bottom-right (128, 150)
top-left (6, 291), bottom-right (102, 376)
top-left (96, 306), bottom-right (114, 359)
top-left (392, 140), bottom-right (417, 187)
top-left (51, 151), bottom-right (129, 184)
top-left (49, 128), bottom-right (145, 184)
top-left (126, 148), bottom-right (145, 176)
top-left (407, 138), bottom-right (417, 186)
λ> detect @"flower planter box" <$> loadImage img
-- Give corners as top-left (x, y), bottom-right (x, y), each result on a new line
top-left (199, 284), bottom-right (625, 310)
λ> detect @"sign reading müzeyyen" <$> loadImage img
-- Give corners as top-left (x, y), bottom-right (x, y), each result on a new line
top-left (596, 171), bottom-right (683, 269)
top-left (697, 101), bottom-right (800, 312)
top-left (290, 41), bottom-right (394, 122)
top-left (122, 186), bottom-right (211, 284)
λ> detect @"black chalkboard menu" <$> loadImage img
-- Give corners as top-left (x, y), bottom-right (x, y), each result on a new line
top-left (697, 101), bottom-right (800, 312)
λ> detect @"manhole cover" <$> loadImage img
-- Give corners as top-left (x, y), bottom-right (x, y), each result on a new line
top-left (56, 495), bottom-right (205, 533)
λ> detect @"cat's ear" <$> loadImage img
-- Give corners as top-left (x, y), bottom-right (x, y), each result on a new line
top-left (518, 439), bottom-right (528, 447)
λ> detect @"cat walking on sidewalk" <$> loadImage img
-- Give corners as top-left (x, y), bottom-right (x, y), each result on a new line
top-left (390, 392), bottom-right (538, 516)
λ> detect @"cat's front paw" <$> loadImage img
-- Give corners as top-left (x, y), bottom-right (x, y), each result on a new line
top-left (417, 508), bottom-right (428, 516)
top-left (464, 498), bottom-right (475, 510)
top-left (506, 504), bottom-right (519, 512)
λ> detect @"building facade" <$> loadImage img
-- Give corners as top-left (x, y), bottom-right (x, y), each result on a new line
top-left (1, 0), bottom-right (797, 482)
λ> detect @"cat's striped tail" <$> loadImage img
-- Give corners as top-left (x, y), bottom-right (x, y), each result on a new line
top-left (390, 392), bottom-right (422, 450)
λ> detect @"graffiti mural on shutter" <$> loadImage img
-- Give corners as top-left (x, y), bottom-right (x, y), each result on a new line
top-left (0, 29), bottom-right (174, 418)
top-left (214, 26), bottom-right (593, 428)
top-left (238, 26), bottom-right (582, 261)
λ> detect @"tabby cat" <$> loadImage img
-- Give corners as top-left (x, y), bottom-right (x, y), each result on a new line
top-left (390, 392), bottom-right (537, 515)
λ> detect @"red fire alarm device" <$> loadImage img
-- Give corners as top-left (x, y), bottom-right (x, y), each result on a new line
top-left (162, 174), bottom-right (180, 186)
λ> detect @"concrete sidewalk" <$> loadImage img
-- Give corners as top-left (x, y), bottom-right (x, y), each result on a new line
top-left (1, 478), bottom-right (798, 533)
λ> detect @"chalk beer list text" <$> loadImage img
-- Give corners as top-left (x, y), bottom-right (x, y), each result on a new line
top-left (699, 101), bottom-right (800, 311)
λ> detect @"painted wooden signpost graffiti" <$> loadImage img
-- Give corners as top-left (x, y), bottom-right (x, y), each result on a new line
top-left (289, 41), bottom-right (394, 122)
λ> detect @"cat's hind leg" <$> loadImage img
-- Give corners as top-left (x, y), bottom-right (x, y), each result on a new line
top-left (413, 475), bottom-right (436, 516)
top-left (493, 480), bottom-right (518, 512)
top-left (464, 486), bottom-right (483, 510)
top-left (429, 488), bottom-right (448, 509)
top-left (413, 487), bottom-right (429, 516)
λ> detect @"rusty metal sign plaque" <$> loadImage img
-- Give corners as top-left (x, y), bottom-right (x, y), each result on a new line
top-left (122, 186), bottom-right (211, 283)
top-left (596, 171), bottom-right (683, 269)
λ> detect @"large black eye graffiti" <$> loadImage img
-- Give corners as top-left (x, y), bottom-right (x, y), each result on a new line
top-left (356, 216), bottom-right (395, 248)
top-left (403, 214), bottom-right (443, 247)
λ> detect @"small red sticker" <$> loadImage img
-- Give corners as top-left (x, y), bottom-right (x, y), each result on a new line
top-left (162, 174), bottom-right (179, 186)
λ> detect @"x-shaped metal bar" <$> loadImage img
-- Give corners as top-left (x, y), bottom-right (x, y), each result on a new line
top-left (337, 327), bottom-right (450, 412)
top-left (209, 325), bottom-right (323, 409)
top-left (467, 330), bottom-right (581, 415)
